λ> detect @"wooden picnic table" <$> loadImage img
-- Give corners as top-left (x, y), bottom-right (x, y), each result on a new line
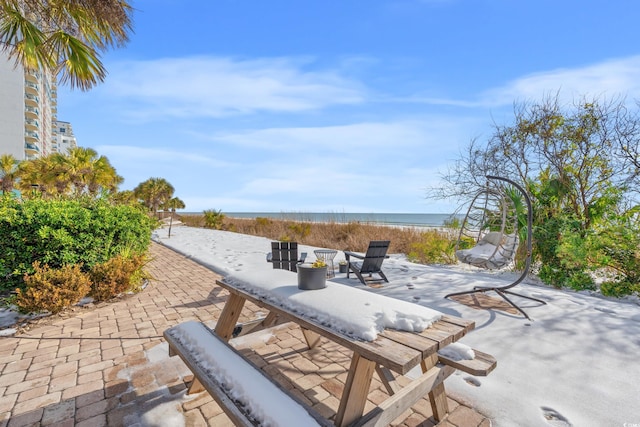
top-left (214, 277), bottom-right (494, 427)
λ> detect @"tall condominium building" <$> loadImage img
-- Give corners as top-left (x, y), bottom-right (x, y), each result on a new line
top-left (53, 121), bottom-right (78, 155)
top-left (0, 52), bottom-right (58, 160)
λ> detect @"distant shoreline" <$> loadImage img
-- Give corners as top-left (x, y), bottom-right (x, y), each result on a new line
top-left (180, 212), bottom-right (460, 228)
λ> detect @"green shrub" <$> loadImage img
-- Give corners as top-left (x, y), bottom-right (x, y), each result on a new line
top-left (537, 265), bottom-right (565, 288)
top-left (288, 223), bottom-right (311, 238)
top-left (566, 270), bottom-right (596, 291)
top-left (0, 197), bottom-right (155, 292)
top-left (538, 265), bottom-right (596, 291)
top-left (590, 210), bottom-right (640, 295)
top-left (600, 280), bottom-right (640, 298)
top-left (407, 230), bottom-right (456, 264)
top-left (203, 209), bottom-right (225, 229)
top-left (532, 214), bottom-right (599, 291)
top-left (15, 262), bottom-right (91, 314)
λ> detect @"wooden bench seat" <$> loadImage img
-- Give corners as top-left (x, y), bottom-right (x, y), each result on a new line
top-left (164, 321), bottom-right (333, 427)
top-left (438, 348), bottom-right (497, 377)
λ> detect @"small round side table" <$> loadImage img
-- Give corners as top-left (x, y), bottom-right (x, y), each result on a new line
top-left (313, 249), bottom-right (338, 278)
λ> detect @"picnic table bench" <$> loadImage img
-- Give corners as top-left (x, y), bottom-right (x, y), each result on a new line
top-left (164, 321), bottom-right (333, 427)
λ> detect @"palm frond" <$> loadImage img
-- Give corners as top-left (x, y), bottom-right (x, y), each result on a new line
top-left (0, 3), bottom-right (52, 70)
top-left (1, 0), bottom-right (132, 90)
top-left (47, 29), bottom-right (106, 90)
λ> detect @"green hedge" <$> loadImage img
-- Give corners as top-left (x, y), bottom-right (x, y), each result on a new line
top-left (0, 197), bottom-right (156, 292)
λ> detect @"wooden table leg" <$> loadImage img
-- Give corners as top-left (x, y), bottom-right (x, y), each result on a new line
top-left (214, 293), bottom-right (246, 341)
top-left (421, 354), bottom-right (449, 421)
top-left (376, 365), bottom-right (400, 395)
top-left (335, 352), bottom-right (376, 427)
top-left (301, 328), bottom-right (322, 349)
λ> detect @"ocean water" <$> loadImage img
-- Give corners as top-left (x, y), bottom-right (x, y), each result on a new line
top-left (220, 212), bottom-right (459, 228)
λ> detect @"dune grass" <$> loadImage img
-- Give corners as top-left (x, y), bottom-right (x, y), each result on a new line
top-left (178, 214), bottom-right (458, 265)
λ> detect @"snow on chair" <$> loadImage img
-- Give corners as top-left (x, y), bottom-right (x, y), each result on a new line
top-left (445, 175), bottom-right (546, 320)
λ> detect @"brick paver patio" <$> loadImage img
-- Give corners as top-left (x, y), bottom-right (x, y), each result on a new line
top-left (0, 242), bottom-right (491, 427)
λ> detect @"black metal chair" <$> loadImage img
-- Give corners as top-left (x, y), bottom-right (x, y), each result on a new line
top-left (266, 241), bottom-right (307, 272)
top-left (344, 240), bottom-right (390, 286)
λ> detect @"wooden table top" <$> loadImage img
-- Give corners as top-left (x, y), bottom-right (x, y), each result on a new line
top-left (216, 279), bottom-right (475, 375)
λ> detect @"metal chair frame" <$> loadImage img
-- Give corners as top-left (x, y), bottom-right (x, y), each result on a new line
top-left (445, 175), bottom-right (546, 320)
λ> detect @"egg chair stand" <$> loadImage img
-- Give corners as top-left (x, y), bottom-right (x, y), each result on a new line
top-left (445, 175), bottom-right (546, 320)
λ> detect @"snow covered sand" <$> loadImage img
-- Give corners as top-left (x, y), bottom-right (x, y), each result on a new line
top-left (153, 226), bottom-right (640, 427)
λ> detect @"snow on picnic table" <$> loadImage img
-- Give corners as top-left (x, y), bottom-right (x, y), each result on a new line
top-left (225, 267), bottom-right (443, 341)
top-left (154, 226), bottom-right (640, 427)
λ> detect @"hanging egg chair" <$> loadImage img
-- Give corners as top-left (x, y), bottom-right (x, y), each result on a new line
top-left (445, 175), bottom-right (546, 320)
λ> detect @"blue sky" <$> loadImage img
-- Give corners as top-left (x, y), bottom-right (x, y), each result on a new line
top-left (57, 0), bottom-right (640, 213)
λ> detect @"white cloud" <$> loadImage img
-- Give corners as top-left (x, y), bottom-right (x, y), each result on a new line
top-left (203, 163), bottom-right (453, 213)
top-left (147, 116), bottom-right (482, 212)
top-left (102, 56), bottom-right (366, 119)
top-left (480, 55), bottom-right (640, 106)
top-left (203, 117), bottom-right (476, 153)
top-left (402, 55), bottom-right (640, 108)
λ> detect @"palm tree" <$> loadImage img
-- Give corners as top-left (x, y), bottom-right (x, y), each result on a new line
top-left (13, 149), bottom-right (122, 199)
top-left (15, 155), bottom-right (54, 197)
top-left (110, 189), bottom-right (137, 206)
top-left (134, 178), bottom-right (175, 215)
top-left (0, 0), bottom-right (134, 90)
top-left (164, 197), bottom-right (185, 215)
top-left (163, 197), bottom-right (185, 237)
top-left (60, 147), bottom-right (121, 196)
top-left (65, 147), bottom-right (96, 196)
top-left (86, 154), bottom-right (122, 196)
top-left (48, 152), bottom-right (73, 195)
top-left (0, 153), bottom-right (19, 193)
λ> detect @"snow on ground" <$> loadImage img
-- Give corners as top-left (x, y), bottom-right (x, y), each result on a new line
top-left (151, 226), bottom-right (639, 426)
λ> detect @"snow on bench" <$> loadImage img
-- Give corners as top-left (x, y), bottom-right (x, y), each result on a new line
top-left (437, 342), bottom-right (497, 377)
top-left (164, 321), bottom-right (332, 427)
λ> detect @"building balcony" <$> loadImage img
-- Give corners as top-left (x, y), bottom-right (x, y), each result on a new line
top-left (24, 142), bottom-right (40, 154)
top-left (25, 94), bottom-right (39, 107)
top-left (25, 131), bottom-right (39, 142)
top-left (25, 106), bottom-right (39, 119)
top-left (25, 70), bottom-right (40, 83)
top-left (25, 82), bottom-right (39, 95)
top-left (25, 119), bottom-right (39, 131)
